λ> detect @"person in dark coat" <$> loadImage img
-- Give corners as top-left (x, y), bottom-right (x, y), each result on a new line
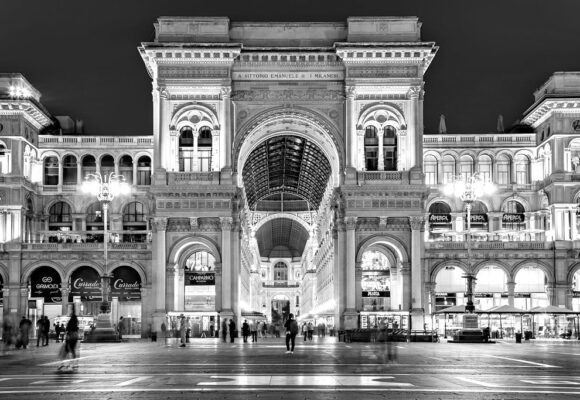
top-left (221, 318), bottom-right (228, 343)
top-left (18, 316), bottom-right (32, 349)
top-left (42, 316), bottom-right (50, 346)
top-left (228, 319), bottom-right (236, 343)
top-left (284, 313), bottom-right (299, 354)
top-left (58, 311), bottom-right (79, 371)
top-left (242, 320), bottom-right (250, 343)
top-left (36, 316), bottom-right (44, 347)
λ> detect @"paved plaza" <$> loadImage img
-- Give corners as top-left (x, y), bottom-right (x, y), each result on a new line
top-left (1, 336), bottom-right (580, 399)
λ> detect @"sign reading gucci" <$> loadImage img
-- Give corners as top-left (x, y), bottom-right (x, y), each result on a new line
top-left (30, 266), bottom-right (62, 303)
top-left (69, 266), bottom-right (102, 301)
top-left (362, 291), bottom-right (390, 298)
top-left (111, 266), bottom-right (141, 301)
top-left (185, 272), bottom-right (215, 286)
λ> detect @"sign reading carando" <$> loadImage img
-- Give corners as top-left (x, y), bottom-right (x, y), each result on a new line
top-left (185, 272), bottom-right (215, 286)
top-left (232, 71), bottom-right (344, 81)
top-left (31, 266), bottom-right (62, 303)
top-left (111, 266), bottom-right (141, 301)
top-left (69, 266), bottom-right (102, 301)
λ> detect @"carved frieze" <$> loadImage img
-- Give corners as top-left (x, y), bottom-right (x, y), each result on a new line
top-left (409, 216), bottom-right (425, 231)
top-left (348, 66), bottom-right (419, 79)
top-left (232, 89), bottom-right (344, 102)
top-left (158, 66), bottom-right (229, 79)
top-left (151, 217), bottom-right (168, 232)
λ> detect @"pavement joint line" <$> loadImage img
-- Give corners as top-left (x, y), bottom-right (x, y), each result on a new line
top-left (38, 356), bottom-right (95, 366)
top-left (487, 355), bottom-right (561, 368)
top-left (115, 376), bottom-right (150, 386)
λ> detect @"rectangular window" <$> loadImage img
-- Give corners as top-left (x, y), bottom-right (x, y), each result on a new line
top-left (460, 163), bottom-right (472, 180)
top-left (425, 163), bottom-right (437, 185)
top-left (516, 163), bottom-right (528, 184)
top-left (383, 148), bottom-right (396, 171)
top-left (198, 149), bottom-right (212, 172)
top-left (179, 149), bottom-right (194, 172)
top-left (479, 163), bottom-right (491, 183)
top-left (442, 163), bottom-right (454, 183)
top-left (365, 149), bottom-right (378, 171)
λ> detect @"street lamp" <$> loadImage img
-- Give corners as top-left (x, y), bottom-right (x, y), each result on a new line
top-left (444, 173), bottom-right (495, 314)
top-left (82, 172), bottom-right (130, 315)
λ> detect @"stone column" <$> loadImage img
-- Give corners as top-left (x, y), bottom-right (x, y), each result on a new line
top-left (192, 130), bottom-right (199, 172)
top-left (77, 161), bottom-right (82, 185)
top-left (151, 217), bottom-right (167, 330)
top-left (400, 262), bottom-right (411, 311)
top-left (220, 87), bottom-right (232, 175)
top-left (61, 288), bottom-right (70, 316)
top-left (345, 86), bottom-right (357, 181)
top-left (214, 263), bottom-right (223, 312)
top-left (58, 158), bottom-right (63, 192)
top-left (377, 131), bottom-right (384, 170)
top-left (545, 284), bottom-right (555, 306)
top-left (232, 221), bottom-right (241, 327)
top-left (357, 130), bottom-right (365, 171)
top-left (165, 265), bottom-right (176, 311)
top-left (407, 86), bottom-right (420, 170)
top-left (344, 217), bottom-right (357, 328)
top-left (570, 208), bottom-right (578, 240)
top-left (410, 216), bottom-right (425, 329)
top-left (132, 160), bottom-right (138, 186)
top-left (354, 262), bottom-right (363, 311)
top-left (390, 266), bottom-right (400, 311)
top-left (333, 221), bottom-right (346, 329)
top-left (506, 281), bottom-right (515, 307)
top-left (220, 217), bottom-right (233, 315)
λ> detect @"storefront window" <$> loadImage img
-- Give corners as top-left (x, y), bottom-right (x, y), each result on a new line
top-left (434, 266), bottom-right (466, 312)
top-left (184, 251), bottom-right (216, 312)
top-left (514, 266), bottom-right (548, 310)
top-left (428, 202), bottom-right (452, 240)
top-left (474, 266), bottom-right (508, 310)
top-left (361, 251), bottom-right (391, 311)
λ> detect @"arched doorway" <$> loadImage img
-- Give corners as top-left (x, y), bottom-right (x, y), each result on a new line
top-left (29, 266), bottom-right (62, 329)
top-left (111, 266), bottom-right (142, 337)
top-left (271, 294), bottom-right (290, 327)
top-left (69, 266), bottom-right (102, 316)
top-left (514, 266), bottom-right (548, 310)
top-left (474, 265), bottom-right (508, 310)
top-left (573, 270), bottom-right (580, 312)
top-left (433, 265), bottom-right (467, 334)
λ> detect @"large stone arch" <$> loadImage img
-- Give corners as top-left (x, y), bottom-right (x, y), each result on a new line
top-left (21, 260), bottom-right (65, 285)
top-left (511, 260), bottom-right (555, 285)
top-left (472, 260), bottom-right (512, 281)
top-left (356, 235), bottom-right (409, 266)
top-left (108, 261), bottom-right (148, 286)
top-left (500, 194), bottom-right (531, 212)
top-left (44, 197), bottom-right (76, 215)
top-left (63, 261), bottom-right (104, 284)
top-left (252, 213), bottom-right (312, 234)
top-left (356, 103), bottom-right (407, 130)
top-left (167, 235), bottom-right (222, 268)
top-left (429, 259), bottom-right (470, 283)
top-left (567, 262), bottom-right (580, 288)
top-left (0, 261), bottom-right (8, 285)
top-left (234, 107), bottom-right (344, 188)
top-left (170, 102), bottom-right (220, 130)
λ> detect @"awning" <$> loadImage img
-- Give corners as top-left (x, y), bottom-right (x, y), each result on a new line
top-left (481, 305), bottom-right (528, 314)
top-left (433, 305), bottom-right (482, 314)
top-left (529, 305), bottom-right (579, 314)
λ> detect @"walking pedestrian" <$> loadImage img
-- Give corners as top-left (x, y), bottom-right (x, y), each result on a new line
top-left (161, 322), bottom-right (167, 343)
top-left (221, 318), bottom-right (228, 342)
top-left (36, 315), bottom-right (44, 347)
top-left (228, 319), bottom-right (236, 343)
top-left (18, 316), bottom-right (32, 349)
top-left (179, 314), bottom-right (186, 347)
top-left (57, 311), bottom-right (79, 372)
top-left (54, 322), bottom-right (61, 343)
top-left (284, 313), bottom-right (299, 354)
top-left (301, 322), bottom-right (308, 341)
top-left (42, 316), bottom-right (50, 346)
top-left (251, 321), bottom-right (258, 342)
top-left (118, 316), bottom-right (124, 342)
top-left (307, 322), bottom-right (313, 341)
top-left (242, 320), bottom-right (250, 343)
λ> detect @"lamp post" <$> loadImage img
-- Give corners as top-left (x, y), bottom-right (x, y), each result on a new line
top-left (82, 172), bottom-right (129, 316)
top-left (444, 173), bottom-right (495, 314)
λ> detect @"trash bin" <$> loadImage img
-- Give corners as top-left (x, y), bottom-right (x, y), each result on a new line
top-left (515, 332), bottom-right (522, 343)
top-left (151, 332), bottom-right (157, 342)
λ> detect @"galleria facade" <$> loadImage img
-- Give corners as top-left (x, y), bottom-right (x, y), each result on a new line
top-left (1, 16), bottom-right (580, 338)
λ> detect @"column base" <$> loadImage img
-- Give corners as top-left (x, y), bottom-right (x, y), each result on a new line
top-left (344, 167), bottom-right (357, 185)
top-left (411, 308), bottom-right (425, 331)
top-left (153, 169), bottom-right (167, 185)
top-left (220, 168), bottom-right (233, 184)
top-left (343, 310), bottom-right (358, 329)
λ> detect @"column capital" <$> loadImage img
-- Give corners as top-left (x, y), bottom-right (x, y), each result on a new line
top-left (189, 217), bottom-right (199, 231)
top-left (345, 216), bottom-right (357, 230)
top-left (151, 217), bottom-right (168, 233)
top-left (220, 87), bottom-right (232, 98)
top-left (220, 217), bottom-right (233, 231)
top-left (409, 216), bottom-right (425, 231)
top-left (345, 85), bottom-right (357, 99)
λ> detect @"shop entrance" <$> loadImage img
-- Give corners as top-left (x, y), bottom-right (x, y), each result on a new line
top-left (271, 295), bottom-right (290, 326)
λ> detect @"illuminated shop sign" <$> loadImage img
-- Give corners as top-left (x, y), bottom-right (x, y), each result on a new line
top-left (362, 291), bottom-right (390, 298)
top-left (502, 213), bottom-right (525, 223)
top-left (30, 266), bottom-right (62, 303)
top-left (111, 266), bottom-right (142, 301)
top-left (470, 214), bottom-right (488, 224)
top-left (429, 214), bottom-right (451, 224)
top-left (185, 272), bottom-right (215, 286)
top-left (69, 266), bottom-right (102, 301)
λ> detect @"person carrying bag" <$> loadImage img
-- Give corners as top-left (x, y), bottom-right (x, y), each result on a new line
top-left (57, 311), bottom-right (80, 372)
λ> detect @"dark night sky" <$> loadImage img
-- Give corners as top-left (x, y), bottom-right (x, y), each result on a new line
top-left (2, 0), bottom-right (580, 135)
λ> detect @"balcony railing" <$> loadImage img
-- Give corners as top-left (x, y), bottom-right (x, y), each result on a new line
top-left (38, 135), bottom-right (153, 147)
top-left (357, 170), bottom-right (409, 184)
top-left (262, 280), bottom-right (300, 288)
top-left (167, 172), bottom-right (220, 185)
top-left (423, 133), bottom-right (536, 147)
top-left (425, 241), bottom-right (552, 250)
top-left (21, 242), bottom-right (151, 251)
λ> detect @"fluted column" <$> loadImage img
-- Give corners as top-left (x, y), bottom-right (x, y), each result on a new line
top-left (507, 281), bottom-right (515, 307)
top-left (192, 130), bottom-right (199, 171)
top-left (76, 161), bottom-right (82, 185)
top-left (132, 160), bottom-right (138, 186)
top-left (220, 87), bottom-right (232, 172)
top-left (220, 217), bottom-right (233, 312)
top-left (409, 216), bottom-right (425, 329)
top-left (61, 288), bottom-right (70, 315)
top-left (345, 86), bottom-right (357, 181)
top-left (355, 263), bottom-right (363, 311)
top-left (345, 217), bottom-right (357, 312)
top-left (166, 265), bottom-right (177, 311)
top-left (377, 132), bottom-right (385, 170)
top-left (407, 86), bottom-right (420, 170)
top-left (151, 217), bottom-right (167, 329)
top-left (400, 262), bottom-right (411, 311)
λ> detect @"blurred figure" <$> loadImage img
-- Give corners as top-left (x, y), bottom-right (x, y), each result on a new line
top-left (179, 314), bottom-right (186, 347)
top-left (17, 316), bottom-right (32, 349)
top-left (2, 317), bottom-right (15, 351)
top-left (58, 311), bottom-right (79, 372)
top-left (221, 318), bottom-right (228, 343)
top-left (229, 319), bottom-right (236, 343)
top-left (301, 322), bottom-right (308, 341)
top-left (242, 320), bottom-right (250, 343)
top-left (36, 315), bottom-right (45, 347)
top-left (250, 320), bottom-right (258, 343)
top-left (42, 316), bottom-right (50, 346)
top-left (54, 322), bottom-right (62, 343)
top-left (307, 322), bottom-right (313, 341)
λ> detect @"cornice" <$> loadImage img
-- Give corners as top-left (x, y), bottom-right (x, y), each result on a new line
top-left (522, 98), bottom-right (580, 127)
top-left (0, 100), bottom-right (52, 129)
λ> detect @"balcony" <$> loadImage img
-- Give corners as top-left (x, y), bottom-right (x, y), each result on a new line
top-left (21, 241), bottom-right (151, 251)
top-left (38, 135), bottom-right (153, 148)
top-left (262, 280), bottom-right (300, 288)
top-left (357, 170), bottom-right (422, 185)
top-left (423, 133), bottom-right (536, 147)
top-left (167, 171), bottom-right (220, 185)
top-left (20, 230), bottom-right (152, 251)
top-left (425, 241), bottom-right (552, 251)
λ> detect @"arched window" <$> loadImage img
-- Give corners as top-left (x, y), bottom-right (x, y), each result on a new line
top-left (86, 202), bottom-right (107, 242)
top-left (383, 126), bottom-right (397, 171)
top-left (515, 155), bottom-right (530, 184)
top-left (81, 155), bottom-right (96, 179)
top-left (274, 262), bottom-right (288, 281)
top-left (44, 156), bottom-right (59, 186)
top-left (364, 126), bottom-right (378, 171)
top-left (198, 127), bottom-right (212, 172)
top-left (459, 155), bottom-right (474, 180)
top-left (434, 266), bottom-right (467, 312)
top-left (119, 155), bottom-right (133, 184)
top-left (502, 200), bottom-right (526, 231)
top-left (0, 143), bottom-right (9, 174)
top-left (185, 251), bottom-right (216, 272)
top-left (424, 155), bottom-right (438, 185)
top-left (48, 202), bottom-right (72, 233)
top-left (428, 202), bottom-right (452, 239)
top-left (475, 266), bottom-right (508, 309)
top-left (100, 154), bottom-right (115, 177)
top-left (468, 201), bottom-right (488, 231)
top-left (442, 155), bottom-right (456, 184)
top-left (62, 155), bottom-right (77, 185)
top-left (478, 154), bottom-right (492, 183)
top-left (496, 154), bottom-right (511, 185)
top-left (137, 156), bottom-right (151, 185)
top-left (179, 127), bottom-right (194, 172)
top-left (122, 202), bottom-right (147, 242)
